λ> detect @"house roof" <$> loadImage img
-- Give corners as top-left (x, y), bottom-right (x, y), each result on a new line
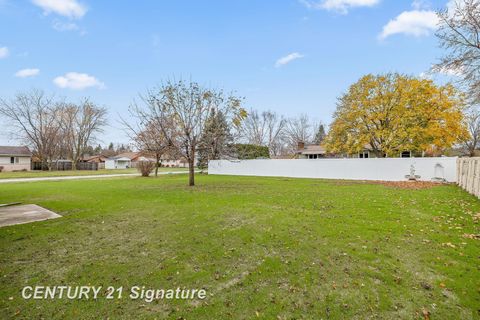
top-left (109, 157), bottom-right (131, 161)
top-left (115, 152), bottom-right (141, 160)
top-left (82, 155), bottom-right (108, 162)
top-left (297, 144), bottom-right (326, 155)
top-left (0, 146), bottom-right (32, 156)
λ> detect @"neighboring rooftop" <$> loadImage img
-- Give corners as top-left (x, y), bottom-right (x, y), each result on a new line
top-left (296, 143), bottom-right (326, 155)
top-left (0, 146), bottom-right (32, 156)
top-left (114, 152), bottom-right (141, 160)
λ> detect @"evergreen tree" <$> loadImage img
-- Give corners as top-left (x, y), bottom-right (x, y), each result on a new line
top-left (197, 110), bottom-right (233, 168)
top-left (314, 124), bottom-right (326, 144)
top-left (94, 144), bottom-right (102, 154)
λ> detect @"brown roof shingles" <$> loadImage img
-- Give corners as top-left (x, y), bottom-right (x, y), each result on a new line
top-left (0, 146), bottom-right (32, 156)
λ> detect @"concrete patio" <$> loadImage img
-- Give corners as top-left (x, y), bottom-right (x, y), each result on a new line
top-left (0, 204), bottom-right (61, 227)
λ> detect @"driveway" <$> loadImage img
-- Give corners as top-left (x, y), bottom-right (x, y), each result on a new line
top-left (0, 171), bottom-right (195, 184)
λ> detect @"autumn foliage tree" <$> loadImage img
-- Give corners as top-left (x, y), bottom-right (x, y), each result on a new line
top-left (324, 74), bottom-right (469, 157)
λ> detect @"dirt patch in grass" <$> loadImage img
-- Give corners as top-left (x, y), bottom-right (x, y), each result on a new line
top-left (370, 181), bottom-right (446, 189)
top-left (327, 180), bottom-right (446, 189)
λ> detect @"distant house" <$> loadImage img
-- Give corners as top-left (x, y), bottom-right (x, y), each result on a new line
top-left (348, 148), bottom-right (413, 159)
top-left (105, 156), bottom-right (132, 169)
top-left (105, 152), bottom-right (157, 169)
top-left (105, 151), bottom-right (190, 169)
top-left (160, 153), bottom-right (188, 168)
top-left (296, 142), bottom-right (327, 159)
top-left (0, 146), bottom-right (32, 172)
top-left (296, 142), bottom-right (414, 159)
top-left (82, 155), bottom-right (108, 163)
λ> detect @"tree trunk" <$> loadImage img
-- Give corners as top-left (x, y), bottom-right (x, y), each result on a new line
top-left (188, 144), bottom-right (196, 186)
top-left (188, 157), bottom-right (195, 186)
top-left (155, 154), bottom-right (159, 177)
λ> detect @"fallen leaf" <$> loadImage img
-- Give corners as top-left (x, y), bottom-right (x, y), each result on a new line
top-left (422, 307), bottom-right (430, 320)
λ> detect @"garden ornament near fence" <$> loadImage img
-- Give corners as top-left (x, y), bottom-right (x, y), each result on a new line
top-left (431, 163), bottom-right (446, 182)
top-left (405, 164), bottom-right (421, 181)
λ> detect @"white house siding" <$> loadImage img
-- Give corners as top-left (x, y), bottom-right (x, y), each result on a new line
top-left (0, 156), bottom-right (31, 171)
top-left (208, 158), bottom-right (457, 182)
top-left (105, 158), bottom-right (131, 169)
top-left (105, 159), bottom-right (115, 169)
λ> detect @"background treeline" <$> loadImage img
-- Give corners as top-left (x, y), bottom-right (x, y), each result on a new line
top-left (0, 89), bottom-right (107, 170)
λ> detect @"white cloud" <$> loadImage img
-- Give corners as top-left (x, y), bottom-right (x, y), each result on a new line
top-left (0, 46), bottom-right (9, 59)
top-left (53, 72), bottom-right (105, 90)
top-left (379, 10), bottom-right (438, 39)
top-left (32, 0), bottom-right (87, 19)
top-left (275, 52), bottom-right (304, 68)
top-left (15, 68), bottom-right (40, 78)
top-left (52, 20), bottom-right (79, 31)
top-left (411, 0), bottom-right (431, 10)
top-left (436, 65), bottom-right (465, 77)
top-left (299, 0), bottom-right (380, 14)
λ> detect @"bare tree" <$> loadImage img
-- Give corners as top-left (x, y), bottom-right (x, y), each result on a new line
top-left (284, 114), bottom-right (314, 153)
top-left (239, 110), bottom-right (286, 156)
top-left (122, 98), bottom-right (178, 177)
top-left (434, 0), bottom-right (480, 103)
top-left (60, 99), bottom-right (107, 169)
top-left (462, 107), bottom-right (480, 156)
top-left (145, 80), bottom-right (245, 186)
top-left (0, 89), bottom-right (63, 170)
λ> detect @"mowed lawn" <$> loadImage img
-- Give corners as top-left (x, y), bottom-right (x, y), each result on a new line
top-left (0, 167), bottom-right (188, 179)
top-left (0, 175), bottom-right (479, 319)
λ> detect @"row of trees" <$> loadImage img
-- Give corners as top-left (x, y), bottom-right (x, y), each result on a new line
top-left (124, 81), bottom-right (331, 185)
top-left (123, 80), bottom-right (246, 186)
top-left (0, 90), bottom-right (107, 170)
top-left (0, 1), bottom-right (477, 186)
top-left (234, 110), bottom-right (326, 157)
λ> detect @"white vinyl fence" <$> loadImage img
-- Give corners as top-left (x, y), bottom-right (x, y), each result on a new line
top-left (209, 157), bottom-right (458, 182)
top-left (457, 157), bottom-right (480, 197)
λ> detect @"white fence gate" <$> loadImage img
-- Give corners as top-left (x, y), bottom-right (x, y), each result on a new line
top-left (208, 157), bottom-right (458, 182)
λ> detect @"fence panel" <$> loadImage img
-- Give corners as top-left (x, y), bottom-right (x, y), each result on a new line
top-left (209, 157), bottom-right (458, 182)
top-left (31, 161), bottom-right (98, 171)
top-left (457, 157), bottom-right (480, 198)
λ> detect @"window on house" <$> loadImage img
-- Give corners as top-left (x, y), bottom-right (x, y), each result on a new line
top-left (10, 157), bottom-right (14, 164)
top-left (359, 152), bottom-right (369, 158)
top-left (401, 151), bottom-right (411, 158)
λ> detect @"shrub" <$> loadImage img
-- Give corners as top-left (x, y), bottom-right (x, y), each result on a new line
top-left (233, 144), bottom-right (270, 160)
top-left (137, 161), bottom-right (155, 177)
top-left (0, 166), bottom-right (3, 172)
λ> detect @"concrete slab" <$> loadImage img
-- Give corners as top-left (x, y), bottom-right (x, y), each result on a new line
top-left (0, 204), bottom-right (61, 227)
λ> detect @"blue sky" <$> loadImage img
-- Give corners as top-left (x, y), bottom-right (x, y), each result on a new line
top-left (0, 0), bottom-right (455, 146)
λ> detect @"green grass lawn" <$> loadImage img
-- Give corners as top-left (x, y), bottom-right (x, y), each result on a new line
top-left (0, 175), bottom-right (479, 319)
top-left (0, 167), bottom-right (188, 179)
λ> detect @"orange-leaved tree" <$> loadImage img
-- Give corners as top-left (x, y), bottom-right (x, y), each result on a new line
top-left (324, 73), bottom-right (469, 157)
